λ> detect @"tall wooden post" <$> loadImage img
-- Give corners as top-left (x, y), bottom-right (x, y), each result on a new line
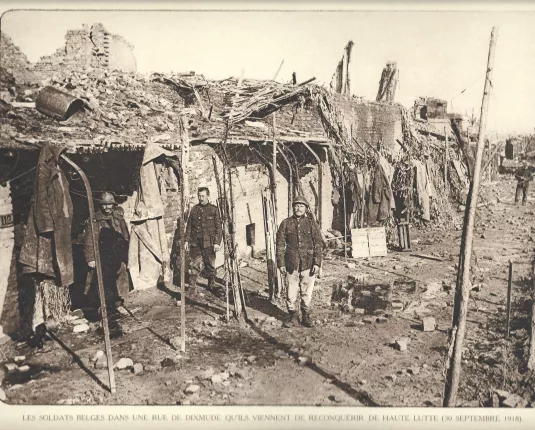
top-left (180, 131), bottom-right (190, 353)
top-left (528, 261), bottom-right (535, 370)
top-left (443, 27), bottom-right (498, 407)
top-left (506, 261), bottom-right (513, 339)
top-left (272, 112), bottom-right (278, 219)
top-left (444, 126), bottom-right (449, 192)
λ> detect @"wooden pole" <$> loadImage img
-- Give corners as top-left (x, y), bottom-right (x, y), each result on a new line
top-left (528, 261), bottom-right (535, 370)
top-left (360, 145), bottom-right (368, 229)
top-left (272, 113), bottom-right (279, 219)
top-left (444, 126), bottom-right (449, 192)
top-left (443, 27), bottom-right (498, 407)
top-left (60, 155), bottom-right (116, 394)
top-left (180, 135), bottom-right (190, 353)
top-left (212, 156), bottom-right (230, 322)
top-left (341, 154), bottom-right (347, 260)
top-left (506, 260), bottom-right (513, 339)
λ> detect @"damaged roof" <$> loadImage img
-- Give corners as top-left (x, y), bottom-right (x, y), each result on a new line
top-left (0, 66), bottom-right (327, 153)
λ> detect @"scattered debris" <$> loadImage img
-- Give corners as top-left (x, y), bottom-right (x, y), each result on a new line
top-left (0, 388), bottom-right (6, 401)
top-left (94, 354), bottom-right (108, 369)
top-left (393, 338), bottom-right (409, 352)
top-left (161, 357), bottom-right (180, 368)
top-left (133, 363), bottom-right (144, 375)
top-left (184, 385), bottom-right (200, 395)
top-left (421, 317), bottom-right (436, 332)
top-left (13, 356), bottom-right (26, 364)
top-left (199, 367), bottom-right (215, 380)
top-left (17, 365), bottom-right (30, 373)
top-left (211, 374), bottom-right (223, 384)
top-left (297, 356), bottom-right (312, 366)
top-left (73, 323), bottom-right (90, 333)
top-left (114, 358), bottom-right (134, 370)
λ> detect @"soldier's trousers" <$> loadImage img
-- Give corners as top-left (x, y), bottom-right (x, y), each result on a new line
top-left (515, 184), bottom-right (529, 205)
top-left (285, 269), bottom-right (316, 313)
top-left (189, 245), bottom-right (216, 279)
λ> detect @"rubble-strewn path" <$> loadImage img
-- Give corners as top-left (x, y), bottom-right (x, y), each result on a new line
top-left (1, 177), bottom-right (534, 407)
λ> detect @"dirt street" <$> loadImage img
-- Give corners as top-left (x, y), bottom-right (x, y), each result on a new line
top-left (1, 176), bottom-right (534, 407)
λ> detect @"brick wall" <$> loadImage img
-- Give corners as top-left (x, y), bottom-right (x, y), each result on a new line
top-left (32, 23), bottom-right (137, 78)
top-left (0, 32), bottom-right (36, 84)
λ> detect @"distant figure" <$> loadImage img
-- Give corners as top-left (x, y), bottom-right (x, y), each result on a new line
top-left (185, 187), bottom-right (222, 291)
top-left (514, 162), bottom-right (533, 206)
top-left (84, 191), bottom-right (130, 310)
top-left (276, 195), bottom-right (323, 328)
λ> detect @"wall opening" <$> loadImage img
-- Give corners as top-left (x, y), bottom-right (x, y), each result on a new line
top-left (246, 223), bottom-right (255, 247)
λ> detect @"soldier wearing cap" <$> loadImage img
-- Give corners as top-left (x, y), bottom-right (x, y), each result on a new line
top-left (276, 194), bottom-right (323, 328)
top-left (185, 187), bottom-right (222, 291)
top-left (84, 191), bottom-right (130, 309)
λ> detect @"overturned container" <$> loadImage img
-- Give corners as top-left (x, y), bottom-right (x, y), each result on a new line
top-left (35, 86), bottom-right (85, 121)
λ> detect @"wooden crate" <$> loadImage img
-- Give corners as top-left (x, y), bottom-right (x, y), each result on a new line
top-left (350, 227), bottom-right (387, 258)
top-left (368, 227), bottom-right (388, 257)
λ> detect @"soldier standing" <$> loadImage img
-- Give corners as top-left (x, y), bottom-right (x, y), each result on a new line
top-left (185, 187), bottom-right (222, 291)
top-left (276, 195), bottom-right (323, 328)
top-left (84, 191), bottom-right (130, 309)
top-left (515, 162), bottom-right (533, 206)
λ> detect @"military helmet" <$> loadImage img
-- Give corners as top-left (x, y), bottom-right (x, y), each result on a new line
top-left (100, 191), bottom-right (117, 205)
top-left (292, 194), bottom-right (309, 208)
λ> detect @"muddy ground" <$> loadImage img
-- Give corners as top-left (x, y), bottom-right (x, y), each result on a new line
top-left (1, 175), bottom-right (535, 407)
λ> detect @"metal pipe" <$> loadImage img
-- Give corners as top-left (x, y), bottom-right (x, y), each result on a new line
top-left (302, 142), bottom-right (322, 229)
top-left (36, 86), bottom-right (85, 121)
top-left (60, 154), bottom-right (116, 394)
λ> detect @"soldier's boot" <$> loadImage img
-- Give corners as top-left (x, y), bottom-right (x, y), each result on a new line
top-left (301, 310), bottom-right (313, 328)
top-left (283, 311), bottom-right (298, 328)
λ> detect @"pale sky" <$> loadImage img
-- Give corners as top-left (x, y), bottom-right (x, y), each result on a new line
top-left (1, 9), bottom-right (535, 135)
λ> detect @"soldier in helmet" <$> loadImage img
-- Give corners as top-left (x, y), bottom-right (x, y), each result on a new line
top-left (515, 161), bottom-right (533, 206)
top-left (84, 191), bottom-right (130, 309)
top-left (276, 195), bottom-right (323, 328)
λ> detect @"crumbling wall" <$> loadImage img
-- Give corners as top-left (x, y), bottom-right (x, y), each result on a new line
top-left (108, 35), bottom-right (137, 73)
top-left (0, 32), bottom-right (36, 84)
top-left (32, 23), bottom-right (137, 78)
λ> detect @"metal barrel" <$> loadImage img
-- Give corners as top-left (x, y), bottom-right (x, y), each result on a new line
top-left (35, 86), bottom-right (84, 121)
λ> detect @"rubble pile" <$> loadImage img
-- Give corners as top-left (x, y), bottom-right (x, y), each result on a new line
top-left (0, 66), bottom-right (191, 152)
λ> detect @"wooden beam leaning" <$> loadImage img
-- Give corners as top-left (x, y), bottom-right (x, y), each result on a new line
top-left (60, 154), bottom-right (116, 394)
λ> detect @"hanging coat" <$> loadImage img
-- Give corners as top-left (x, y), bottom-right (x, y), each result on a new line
top-left (412, 160), bottom-right (430, 221)
top-left (19, 144), bottom-right (74, 287)
top-left (368, 163), bottom-right (393, 223)
top-left (378, 155), bottom-right (396, 209)
top-left (128, 143), bottom-right (178, 290)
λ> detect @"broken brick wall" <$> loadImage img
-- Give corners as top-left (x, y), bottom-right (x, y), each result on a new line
top-left (0, 32), bottom-right (36, 85)
top-left (32, 23), bottom-right (137, 79)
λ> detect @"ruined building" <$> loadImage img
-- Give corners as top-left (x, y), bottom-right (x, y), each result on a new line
top-left (32, 23), bottom-right (137, 76)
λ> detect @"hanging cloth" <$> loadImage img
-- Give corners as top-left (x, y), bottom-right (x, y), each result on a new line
top-left (19, 144), bottom-right (74, 287)
top-left (412, 160), bottom-right (430, 221)
top-left (128, 143), bottom-right (178, 290)
top-left (378, 155), bottom-right (396, 209)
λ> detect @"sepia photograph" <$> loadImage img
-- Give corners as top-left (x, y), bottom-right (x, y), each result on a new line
top-left (0, 4), bottom-right (534, 416)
